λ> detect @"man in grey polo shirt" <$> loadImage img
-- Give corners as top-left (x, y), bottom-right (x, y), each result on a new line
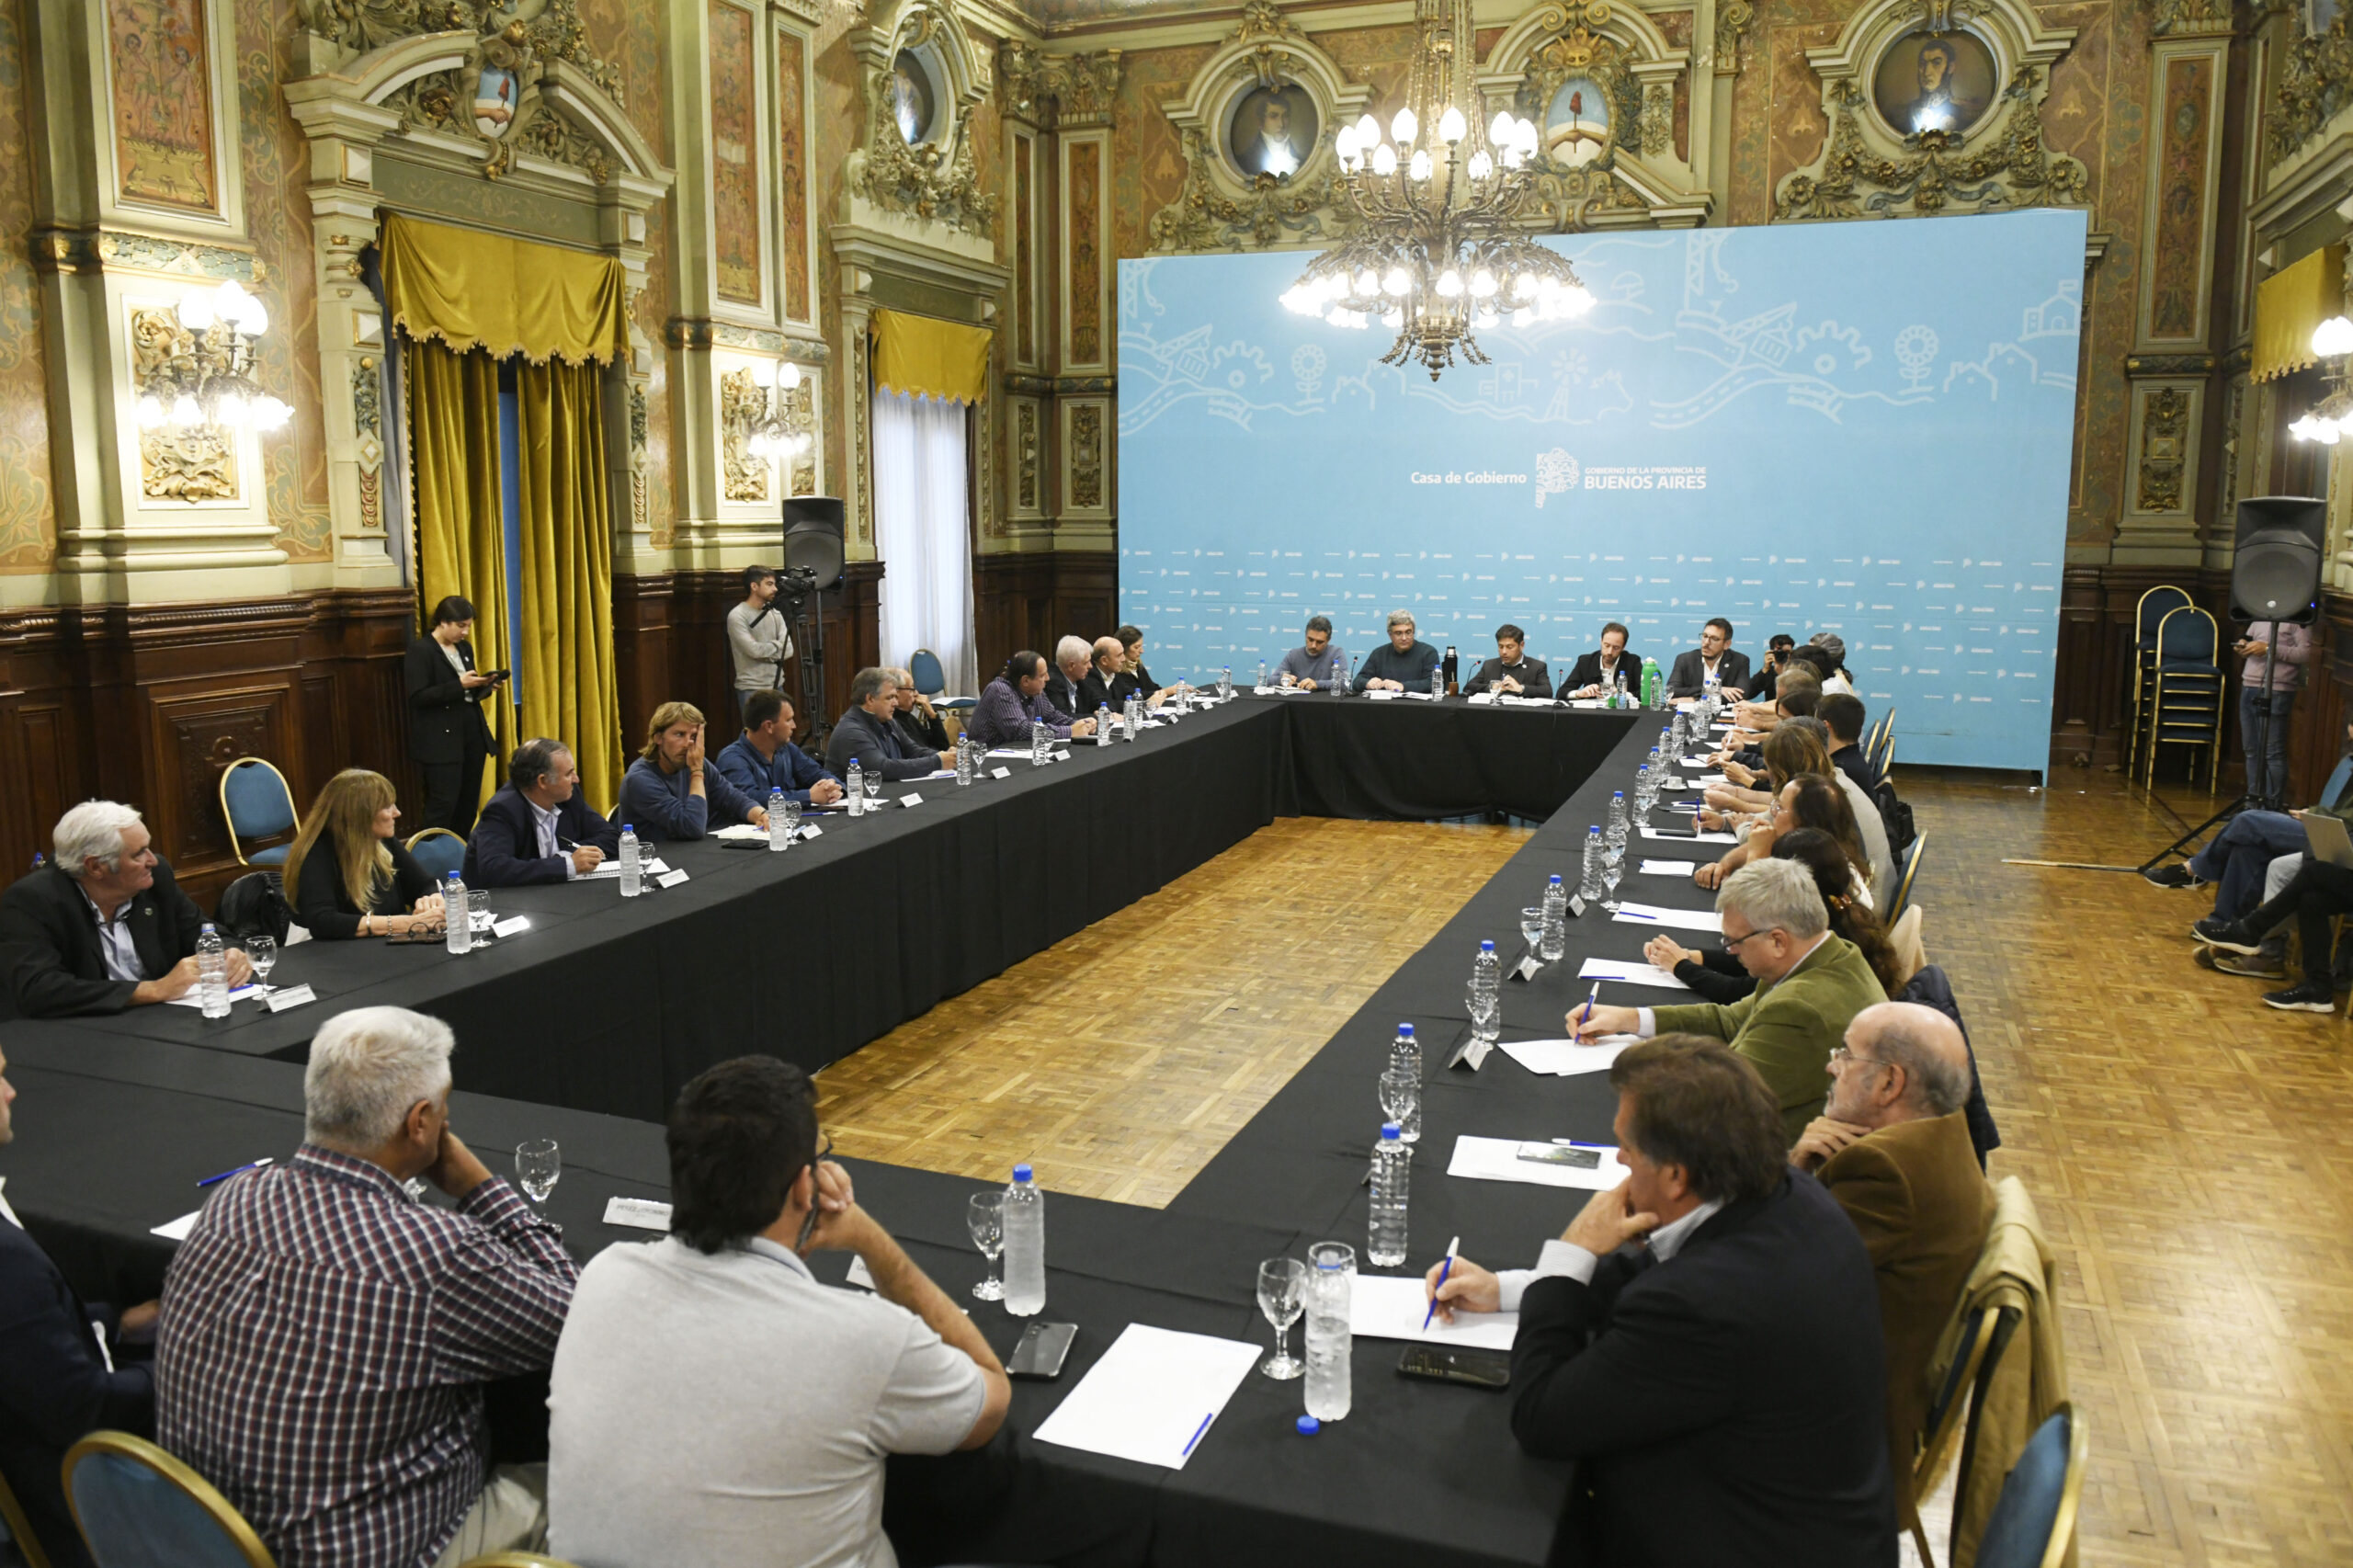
top-left (547, 1057), bottom-right (1009, 1568)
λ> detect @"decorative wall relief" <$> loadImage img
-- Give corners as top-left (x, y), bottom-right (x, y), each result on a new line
top-left (710, 1), bottom-right (762, 305)
top-left (107, 0), bottom-right (221, 211)
top-left (1016, 399), bottom-right (1039, 511)
top-left (2268, 6), bottom-right (2353, 165)
top-left (629, 382), bottom-right (652, 536)
top-left (788, 381), bottom-right (817, 496)
top-left (847, 1), bottom-right (998, 237)
top-left (130, 304), bottom-right (237, 501)
top-left (998, 42), bottom-right (1126, 129)
top-left (1715, 0), bottom-right (1755, 75)
top-left (2148, 53), bottom-right (2214, 340)
top-left (2138, 385), bottom-right (2190, 511)
top-left (1068, 140), bottom-right (1102, 364)
top-left (1069, 403), bottom-right (1103, 510)
top-left (351, 355), bottom-right (382, 529)
top-left (720, 367), bottom-right (771, 502)
top-left (1776, 71), bottom-right (2088, 218)
top-left (778, 27), bottom-right (813, 322)
top-left (1014, 133), bottom-right (1035, 364)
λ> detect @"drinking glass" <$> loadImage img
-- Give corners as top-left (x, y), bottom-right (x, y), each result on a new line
top-left (967, 1192), bottom-right (1006, 1301)
top-left (1518, 906), bottom-right (1544, 952)
top-left (781, 796), bottom-right (803, 836)
top-left (1379, 1066), bottom-right (1421, 1143)
top-left (245, 933), bottom-right (277, 997)
top-left (1601, 858), bottom-right (1623, 914)
top-left (862, 770), bottom-right (882, 809)
top-left (471, 889), bottom-right (493, 934)
top-left (516, 1139), bottom-right (561, 1208)
top-left (1257, 1256), bottom-right (1307, 1379)
top-left (1466, 983), bottom-right (1500, 1046)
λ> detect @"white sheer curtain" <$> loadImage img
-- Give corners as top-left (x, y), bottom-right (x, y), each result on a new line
top-left (871, 388), bottom-right (976, 695)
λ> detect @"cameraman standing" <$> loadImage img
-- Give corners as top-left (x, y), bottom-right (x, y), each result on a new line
top-left (728, 565), bottom-right (793, 722)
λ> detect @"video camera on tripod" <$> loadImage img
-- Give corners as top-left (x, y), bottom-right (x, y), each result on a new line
top-left (778, 498), bottom-right (846, 748)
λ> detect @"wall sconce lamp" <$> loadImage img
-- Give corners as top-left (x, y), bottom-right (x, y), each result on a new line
top-left (2289, 314), bottom-right (2353, 445)
top-left (134, 279), bottom-right (293, 432)
top-left (743, 359), bottom-right (811, 459)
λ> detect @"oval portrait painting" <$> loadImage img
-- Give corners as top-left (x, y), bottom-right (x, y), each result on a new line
top-left (1226, 84), bottom-right (1318, 180)
top-left (892, 49), bottom-right (936, 144)
top-left (1871, 29), bottom-right (1996, 137)
top-left (1543, 77), bottom-right (1611, 165)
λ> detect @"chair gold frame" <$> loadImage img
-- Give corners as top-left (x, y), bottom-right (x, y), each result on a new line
top-left (1890, 834), bottom-right (1926, 923)
top-left (2037, 1402), bottom-right (2088, 1568)
top-left (0, 1460), bottom-right (54, 1568)
top-left (404, 827), bottom-right (466, 853)
top-left (2144, 606), bottom-right (2224, 793)
top-left (63, 1429), bottom-right (277, 1568)
top-left (219, 758), bottom-right (301, 869)
top-left (2126, 585), bottom-right (2193, 775)
top-left (1907, 1305), bottom-right (2000, 1568)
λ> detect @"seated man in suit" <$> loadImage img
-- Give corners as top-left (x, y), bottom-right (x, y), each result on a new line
top-left (1353, 608), bottom-right (1441, 692)
top-left (464, 738), bottom-right (621, 887)
top-left (1043, 637), bottom-right (1093, 722)
top-left (966, 652), bottom-right (1098, 748)
top-left (1427, 1036), bottom-right (1894, 1567)
top-left (1077, 636), bottom-right (1131, 718)
top-left (1564, 622), bottom-right (1643, 699)
top-left (1276, 615), bottom-right (1345, 691)
top-left (1463, 623), bottom-right (1552, 699)
top-left (618, 701), bottom-right (770, 844)
top-left (1793, 1002), bottom-right (1995, 1538)
top-left (0, 801), bottom-right (250, 1017)
top-left (0, 1041), bottom-right (158, 1568)
top-left (827, 666), bottom-right (956, 784)
top-left (717, 690), bottom-right (846, 809)
top-left (1573, 858), bottom-right (1889, 1139)
top-left (1818, 693), bottom-right (1883, 794)
top-left (1667, 617), bottom-right (1753, 699)
top-left (888, 670), bottom-right (953, 755)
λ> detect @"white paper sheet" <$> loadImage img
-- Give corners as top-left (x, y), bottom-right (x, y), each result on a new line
top-left (1640, 824), bottom-right (1738, 844)
top-left (1399, 690), bottom-right (1438, 700)
top-left (152, 1210), bottom-right (200, 1241)
top-left (1252, 685), bottom-right (1310, 696)
top-left (1365, 690), bottom-right (1399, 701)
top-left (986, 747), bottom-right (1032, 757)
top-left (1032, 1323), bottom-right (1258, 1470)
top-left (165, 984), bottom-right (260, 1009)
top-left (603, 1196), bottom-right (673, 1231)
top-left (1497, 1036), bottom-right (1637, 1077)
top-left (710, 824), bottom-right (767, 841)
top-left (1610, 902), bottom-right (1724, 934)
top-left (1575, 958), bottom-right (1692, 991)
top-left (1448, 1135), bottom-right (1629, 1191)
top-left (1639, 859), bottom-right (1697, 875)
top-left (1349, 1273), bottom-right (1518, 1352)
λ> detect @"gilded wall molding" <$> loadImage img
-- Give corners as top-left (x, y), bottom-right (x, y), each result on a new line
top-left (130, 306), bottom-right (238, 503)
top-left (719, 368), bottom-right (772, 504)
top-left (2150, 0), bottom-right (2234, 38)
top-left (2138, 385), bottom-right (2191, 512)
top-left (31, 228), bottom-right (265, 280)
top-left (2269, 9), bottom-right (2353, 165)
top-left (846, 0), bottom-right (999, 238)
top-left (1715, 0), bottom-right (1755, 75)
top-left (998, 42), bottom-right (1125, 129)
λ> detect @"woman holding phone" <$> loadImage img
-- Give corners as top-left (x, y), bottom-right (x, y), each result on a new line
top-left (404, 594), bottom-right (501, 836)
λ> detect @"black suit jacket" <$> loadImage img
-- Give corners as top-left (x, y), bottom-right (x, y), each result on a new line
top-left (826, 706), bottom-right (938, 782)
top-left (0, 1216), bottom-right (153, 1568)
top-left (1076, 668), bottom-right (1127, 718)
top-left (0, 863), bottom-right (208, 1019)
top-left (1464, 655), bottom-right (1553, 698)
top-left (893, 706), bottom-right (951, 755)
top-left (1563, 651), bottom-right (1644, 694)
top-left (1512, 1171), bottom-right (1895, 1568)
top-left (405, 634), bottom-right (495, 764)
top-left (1042, 668), bottom-right (1087, 723)
top-left (1666, 647), bottom-right (1755, 699)
top-left (462, 786), bottom-right (621, 888)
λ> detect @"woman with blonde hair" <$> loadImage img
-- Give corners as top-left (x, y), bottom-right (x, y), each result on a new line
top-left (284, 768), bottom-right (445, 939)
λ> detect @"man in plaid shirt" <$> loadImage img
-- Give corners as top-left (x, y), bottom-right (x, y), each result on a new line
top-left (156, 1006), bottom-right (577, 1568)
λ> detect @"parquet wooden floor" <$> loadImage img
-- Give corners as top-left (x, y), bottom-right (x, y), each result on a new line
top-left (813, 775), bottom-right (2353, 1567)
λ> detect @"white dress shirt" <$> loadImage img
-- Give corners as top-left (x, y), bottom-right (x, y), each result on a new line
top-left (1492, 1198), bottom-right (1729, 1311)
top-left (79, 887), bottom-right (147, 983)
top-left (530, 797), bottom-right (578, 880)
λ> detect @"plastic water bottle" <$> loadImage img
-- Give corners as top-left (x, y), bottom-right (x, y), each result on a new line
top-left (1429, 662), bottom-right (1444, 699)
top-left (1220, 665), bottom-right (1233, 699)
top-left (1368, 1125), bottom-right (1411, 1267)
top-left (1703, 666), bottom-right (1720, 710)
top-left (1097, 702), bottom-right (1113, 745)
top-left (1031, 715), bottom-right (1050, 766)
top-left (1578, 831), bottom-right (1605, 905)
top-left (1003, 1164), bottom-right (1047, 1316)
top-left (1607, 790), bottom-right (1630, 853)
top-left (1124, 692), bottom-right (1141, 741)
top-left (619, 824), bottom-right (641, 897)
top-left (767, 787), bottom-right (790, 849)
top-left (1257, 657), bottom-right (1268, 689)
top-left (1382, 1022), bottom-right (1423, 1142)
top-left (1303, 1243), bottom-right (1354, 1421)
top-left (196, 923), bottom-right (229, 1018)
top-left (956, 736), bottom-right (975, 787)
top-left (1471, 940), bottom-right (1501, 1043)
top-left (1543, 872), bottom-right (1570, 960)
top-left (444, 871), bottom-right (471, 955)
top-left (1389, 1020), bottom-right (1421, 1076)
top-left (847, 758), bottom-right (865, 816)
top-left (1634, 763), bottom-right (1653, 812)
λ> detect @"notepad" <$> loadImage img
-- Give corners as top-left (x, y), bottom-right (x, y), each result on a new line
top-left (1349, 1273), bottom-right (1518, 1352)
top-left (1639, 859), bottom-right (1697, 875)
top-left (1448, 1135), bottom-right (1630, 1191)
top-left (1032, 1324), bottom-right (1258, 1470)
top-left (1611, 902), bottom-right (1724, 934)
top-left (1497, 1036), bottom-right (1637, 1077)
top-left (165, 984), bottom-right (261, 1009)
top-left (1575, 958), bottom-right (1691, 990)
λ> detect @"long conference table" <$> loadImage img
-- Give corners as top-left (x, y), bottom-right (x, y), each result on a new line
top-left (6, 691), bottom-right (1734, 1568)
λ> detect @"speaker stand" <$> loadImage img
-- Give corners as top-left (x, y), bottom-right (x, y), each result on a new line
top-left (2137, 681), bottom-right (2279, 873)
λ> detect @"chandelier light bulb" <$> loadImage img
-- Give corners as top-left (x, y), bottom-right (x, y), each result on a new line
top-left (2313, 418), bottom-right (2344, 445)
top-left (217, 392), bottom-right (248, 426)
top-left (1372, 142), bottom-right (1398, 176)
top-left (1475, 307), bottom-right (1499, 329)
top-left (235, 295), bottom-right (268, 336)
top-left (1436, 268), bottom-right (1462, 297)
top-left (1381, 308), bottom-right (1404, 330)
top-left (1468, 151), bottom-right (1493, 181)
top-left (1336, 125), bottom-right (1360, 163)
top-left (1438, 107), bottom-right (1467, 145)
top-left (1392, 108), bottom-right (1418, 146)
top-left (1512, 307), bottom-right (1534, 328)
top-left (1513, 273), bottom-right (1537, 300)
top-left (780, 360), bottom-right (803, 390)
top-left (2313, 315), bottom-right (2353, 358)
top-left (1356, 267), bottom-right (1380, 295)
top-left (1382, 266), bottom-right (1411, 296)
top-left (1516, 118), bottom-right (1539, 153)
top-left (136, 393), bottom-right (165, 428)
top-left (169, 395), bottom-right (201, 426)
top-left (256, 397), bottom-right (292, 429)
top-left (752, 361), bottom-right (777, 388)
top-left (1470, 268), bottom-right (1497, 297)
top-left (1409, 149), bottom-right (1433, 182)
top-left (1491, 110), bottom-right (1515, 145)
top-left (1356, 113), bottom-right (1381, 146)
top-left (176, 292), bottom-right (216, 333)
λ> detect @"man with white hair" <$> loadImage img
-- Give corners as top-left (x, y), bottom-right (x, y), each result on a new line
top-left (156, 1007), bottom-right (577, 1568)
top-left (1043, 634), bottom-right (1093, 722)
top-left (1571, 857), bottom-right (1890, 1138)
top-left (1353, 608), bottom-right (1441, 692)
top-left (1793, 1002), bottom-right (1995, 1538)
top-left (0, 801), bottom-right (249, 1017)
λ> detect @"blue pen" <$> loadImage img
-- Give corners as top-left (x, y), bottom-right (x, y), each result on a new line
top-left (197, 1156), bottom-right (273, 1188)
top-left (1555, 1140), bottom-right (1612, 1151)
top-left (1180, 1411), bottom-right (1215, 1458)
top-left (1619, 910), bottom-right (1658, 920)
top-left (1422, 1234), bottom-right (1461, 1332)
top-left (1577, 981), bottom-right (1599, 1032)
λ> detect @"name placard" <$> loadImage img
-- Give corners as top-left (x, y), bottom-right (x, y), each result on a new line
top-left (265, 983), bottom-right (318, 1013)
top-left (899, 793), bottom-right (924, 808)
top-left (655, 868), bottom-right (691, 889)
top-left (991, 766), bottom-right (1012, 779)
top-left (799, 824), bottom-right (823, 840)
top-left (492, 915), bottom-right (532, 939)
top-left (603, 1197), bottom-right (673, 1231)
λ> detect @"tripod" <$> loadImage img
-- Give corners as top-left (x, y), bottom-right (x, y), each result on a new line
top-left (783, 583), bottom-right (828, 753)
top-left (2137, 670), bottom-right (2285, 873)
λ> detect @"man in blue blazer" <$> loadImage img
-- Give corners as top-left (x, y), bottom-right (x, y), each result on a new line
top-left (0, 1044), bottom-right (155, 1568)
top-left (715, 690), bottom-right (845, 808)
top-left (463, 738), bottom-right (622, 887)
top-left (1427, 1035), bottom-right (1896, 1568)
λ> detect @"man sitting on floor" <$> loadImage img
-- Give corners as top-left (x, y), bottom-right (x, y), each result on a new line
top-left (548, 1055), bottom-right (1007, 1568)
top-left (157, 1007), bottom-right (578, 1568)
top-left (716, 690), bottom-right (845, 809)
top-left (619, 700), bottom-right (769, 843)
top-left (2149, 723), bottom-right (2353, 911)
top-left (1426, 1036), bottom-right (1894, 1566)
top-left (464, 738), bottom-right (620, 887)
top-left (1792, 1002), bottom-right (1995, 1538)
top-left (1571, 858), bottom-right (1889, 1139)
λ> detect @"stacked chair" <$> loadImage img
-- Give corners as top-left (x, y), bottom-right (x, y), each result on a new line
top-left (2143, 604), bottom-right (2225, 792)
top-left (2123, 585), bottom-right (2192, 779)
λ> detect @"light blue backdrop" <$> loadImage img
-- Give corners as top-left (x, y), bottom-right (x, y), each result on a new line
top-left (1116, 210), bottom-right (2085, 770)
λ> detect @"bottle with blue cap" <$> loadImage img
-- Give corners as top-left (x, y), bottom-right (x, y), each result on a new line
top-left (1002, 1163), bottom-right (1047, 1316)
top-left (1368, 1123), bottom-right (1410, 1267)
top-left (1469, 939), bottom-right (1501, 1046)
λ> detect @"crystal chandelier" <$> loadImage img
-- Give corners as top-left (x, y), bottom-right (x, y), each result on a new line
top-left (134, 279), bottom-right (293, 432)
top-left (1280, 0), bottom-right (1593, 380)
top-left (2289, 314), bottom-right (2353, 444)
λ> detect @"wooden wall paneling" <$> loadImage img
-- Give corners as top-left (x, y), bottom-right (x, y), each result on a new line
top-left (0, 610), bottom-right (80, 877)
top-left (144, 677), bottom-right (301, 896)
top-left (972, 552), bottom-right (1055, 680)
top-left (611, 574), bottom-right (676, 765)
top-left (1051, 551), bottom-right (1117, 648)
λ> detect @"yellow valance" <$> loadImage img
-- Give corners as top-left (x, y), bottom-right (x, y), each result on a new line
top-left (2252, 242), bottom-right (2346, 383)
top-left (380, 212), bottom-right (629, 367)
top-left (871, 309), bottom-right (993, 403)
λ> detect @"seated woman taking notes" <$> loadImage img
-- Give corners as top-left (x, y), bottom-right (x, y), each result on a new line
top-left (283, 768), bottom-right (447, 939)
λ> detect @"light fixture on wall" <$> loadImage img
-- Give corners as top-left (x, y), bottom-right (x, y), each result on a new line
top-left (2290, 315), bottom-right (2353, 445)
top-left (1279, 0), bottom-right (1592, 380)
top-left (742, 359), bottom-right (812, 459)
top-left (133, 279), bottom-right (294, 432)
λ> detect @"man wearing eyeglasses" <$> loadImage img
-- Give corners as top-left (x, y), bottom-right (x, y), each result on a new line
top-left (1569, 857), bottom-right (1888, 1140)
top-left (1791, 1003), bottom-right (1994, 1540)
top-left (548, 1056), bottom-right (1009, 1568)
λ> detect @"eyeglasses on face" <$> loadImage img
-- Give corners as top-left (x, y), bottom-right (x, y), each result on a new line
top-left (1829, 1046), bottom-right (1893, 1074)
top-left (1720, 926), bottom-right (1783, 951)
top-left (793, 1133), bottom-right (835, 1252)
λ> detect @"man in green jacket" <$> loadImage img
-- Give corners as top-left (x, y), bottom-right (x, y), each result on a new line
top-left (1571, 858), bottom-right (1888, 1140)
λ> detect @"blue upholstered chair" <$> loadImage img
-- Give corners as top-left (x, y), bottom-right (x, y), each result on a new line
top-left (219, 758), bottom-right (300, 868)
top-left (2127, 585), bottom-right (2193, 773)
top-left (2145, 605), bottom-right (2224, 792)
top-left (405, 827), bottom-right (468, 881)
top-left (63, 1430), bottom-right (276, 1568)
top-left (1971, 1403), bottom-right (2086, 1568)
top-left (908, 648), bottom-right (976, 714)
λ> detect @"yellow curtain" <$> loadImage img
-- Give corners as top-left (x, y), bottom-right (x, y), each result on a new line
top-left (513, 358), bottom-right (622, 811)
top-left (381, 212), bottom-right (630, 366)
top-left (871, 309), bottom-right (993, 403)
top-left (2252, 243), bottom-right (2347, 382)
top-left (404, 337), bottom-right (508, 812)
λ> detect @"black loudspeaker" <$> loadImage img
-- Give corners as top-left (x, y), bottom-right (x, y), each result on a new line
top-left (782, 497), bottom-right (846, 591)
top-left (2229, 496), bottom-right (2326, 624)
